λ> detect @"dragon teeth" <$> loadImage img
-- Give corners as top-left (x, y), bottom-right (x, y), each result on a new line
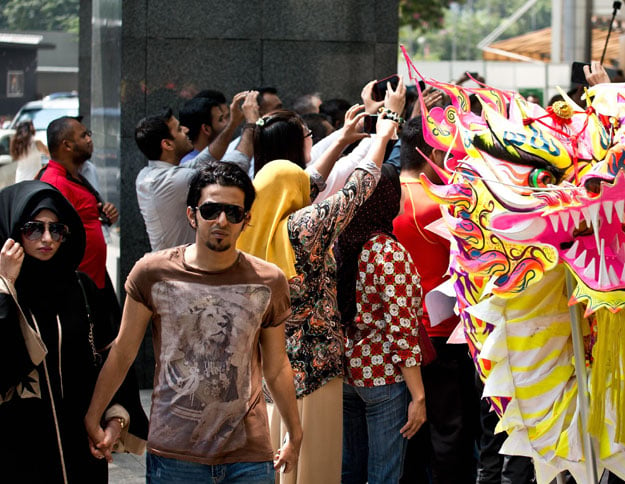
top-left (609, 265), bottom-right (620, 286)
top-left (621, 264), bottom-right (625, 282)
top-left (589, 203), bottom-right (600, 229)
top-left (549, 214), bottom-right (559, 232)
top-left (570, 210), bottom-right (581, 229)
top-left (581, 207), bottom-right (592, 228)
top-left (603, 200), bottom-right (614, 224)
top-left (560, 211), bottom-right (570, 231)
top-left (616, 200), bottom-right (625, 224)
top-left (573, 249), bottom-right (587, 267)
top-left (583, 258), bottom-right (596, 280)
top-left (598, 240), bottom-right (609, 288)
top-left (565, 240), bottom-right (579, 259)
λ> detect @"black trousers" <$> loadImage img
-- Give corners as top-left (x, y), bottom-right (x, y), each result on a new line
top-left (475, 378), bottom-right (535, 484)
top-left (401, 339), bottom-right (481, 484)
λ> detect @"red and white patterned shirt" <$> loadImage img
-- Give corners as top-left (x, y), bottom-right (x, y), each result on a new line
top-left (344, 234), bottom-right (423, 387)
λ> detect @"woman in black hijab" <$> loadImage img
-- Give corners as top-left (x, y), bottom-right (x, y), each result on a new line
top-left (0, 181), bottom-right (147, 484)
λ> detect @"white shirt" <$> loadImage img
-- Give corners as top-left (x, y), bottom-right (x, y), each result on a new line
top-left (196, 140), bottom-right (252, 176)
top-left (135, 159), bottom-right (199, 251)
top-left (307, 135), bottom-right (372, 202)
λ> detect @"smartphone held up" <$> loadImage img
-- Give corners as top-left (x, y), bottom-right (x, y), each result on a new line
top-left (363, 114), bottom-right (378, 134)
top-left (372, 75), bottom-right (400, 102)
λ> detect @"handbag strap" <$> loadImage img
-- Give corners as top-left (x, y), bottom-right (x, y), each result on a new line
top-left (75, 272), bottom-right (102, 367)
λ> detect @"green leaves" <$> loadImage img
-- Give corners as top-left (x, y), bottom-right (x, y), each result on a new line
top-left (400, 0), bottom-right (551, 60)
top-left (0, 0), bottom-right (79, 33)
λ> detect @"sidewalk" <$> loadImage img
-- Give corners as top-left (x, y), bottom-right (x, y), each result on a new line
top-left (108, 389), bottom-right (151, 483)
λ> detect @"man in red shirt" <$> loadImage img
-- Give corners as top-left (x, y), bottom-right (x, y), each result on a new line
top-left (393, 117), bottom-right (480, 484)
top-left (38, 116), bottom-right (118, 289)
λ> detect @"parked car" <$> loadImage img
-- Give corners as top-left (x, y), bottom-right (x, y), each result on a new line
top-left (0, 132), bottom-right (11, 165)
top-left (0, 93), bottom-right (79, 164)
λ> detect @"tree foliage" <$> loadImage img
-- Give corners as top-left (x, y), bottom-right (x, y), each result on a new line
top-left (399, 0), bottom-right (466, 33)
top-left (400, 0), bottom-right (551, 60)
top-left (0, 0), bottom-right (79, 33)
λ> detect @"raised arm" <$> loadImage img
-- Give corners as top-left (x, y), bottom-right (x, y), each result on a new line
top-left (288, 82), bottom-right (405, 253)
top-left (233, 90), bottom-right (260, 159)
top-left (207, 91), bottom-right (247, 160)
top-left (309, 104), bottom-right (368, 180)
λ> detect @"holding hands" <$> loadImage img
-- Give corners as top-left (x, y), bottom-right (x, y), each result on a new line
top-left (85, 416), bottom-right (123, 463)
top-left (0, 238), bottom-right (24, 284)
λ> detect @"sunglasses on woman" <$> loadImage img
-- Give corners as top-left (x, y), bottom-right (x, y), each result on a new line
top-left (20, 221), bottom-right (70, 242)
top-left (195, 202), bottom-right (246, 224)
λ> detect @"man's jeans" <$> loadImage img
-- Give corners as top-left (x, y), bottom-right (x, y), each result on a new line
top-left (146, 453), bottom-right (275, 484)
top-left (342, 381), bottom-right (409, 484)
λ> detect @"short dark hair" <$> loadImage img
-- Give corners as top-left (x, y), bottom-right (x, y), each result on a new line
top-left (180, 97), bottom-right (223, 143)
top-left (403, 87), bottom-right (418, 120)
top-left (186, 161), bottom-right (256, 212)
top-left (193, 89), bottom-right (227, 104)
top-left (400, 116), bottom-right (432, 172)
top-left (253, 109), bottom-right (306, 175)
top-left (293, 93), bottom-right (321, 115)
top-left (302, 112), bottom-right (333, 144)
top-left (255, 86), bottom-right (278, 106)
top-left (134, 108), bottom-right (173, 160)
top-left (319, 98), bottom-right (351, 128)
top-left (47, 116), bottom-right (77, 155)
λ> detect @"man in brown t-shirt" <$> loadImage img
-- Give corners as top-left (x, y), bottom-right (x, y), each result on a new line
top-left (85, 162), bottom-right (302, 482)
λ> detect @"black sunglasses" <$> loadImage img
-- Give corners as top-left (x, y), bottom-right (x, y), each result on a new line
top-left (20, 221), bottom-right (70, 242)
top-left (195, 202), bottom-right (246, 224)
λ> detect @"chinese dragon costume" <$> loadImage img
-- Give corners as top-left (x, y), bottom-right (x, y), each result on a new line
top-left (402, 47), bottom-right (625, 483)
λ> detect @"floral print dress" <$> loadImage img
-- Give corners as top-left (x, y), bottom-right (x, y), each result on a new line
top-left (286, 167), bottom-right (378, 398)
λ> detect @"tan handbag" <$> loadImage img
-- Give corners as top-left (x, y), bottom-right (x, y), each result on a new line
top-left (0, 275), bottom-right (48, 402)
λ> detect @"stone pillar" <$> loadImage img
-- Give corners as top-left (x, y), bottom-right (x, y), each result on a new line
top-left (78, 1), bottom-right (92, 127)
top-left (562, 0), bottom-right (593, 62)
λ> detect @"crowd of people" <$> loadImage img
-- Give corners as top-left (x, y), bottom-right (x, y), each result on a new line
top-left (1, 61), bottom-right (623, 484)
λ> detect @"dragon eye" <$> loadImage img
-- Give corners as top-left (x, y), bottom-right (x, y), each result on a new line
top-left (529, 169), bottom-right (556, 188)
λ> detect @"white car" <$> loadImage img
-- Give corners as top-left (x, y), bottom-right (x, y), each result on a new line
top-left (0, 132), bottom-right (11, 165)
top-left (0, 93), bottom-right (79, 164)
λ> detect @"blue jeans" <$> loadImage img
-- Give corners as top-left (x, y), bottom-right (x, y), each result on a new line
top-left (146, 453), bottom-right (275, 483)
top-left (342, 381), bottom-right (409, 484)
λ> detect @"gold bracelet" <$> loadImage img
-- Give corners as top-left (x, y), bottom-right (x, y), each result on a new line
top-left (109, 416), bottom-right (126, 429)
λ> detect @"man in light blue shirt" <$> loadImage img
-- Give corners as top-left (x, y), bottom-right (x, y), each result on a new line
top-left (134, 108), bottom-right (202, 251)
